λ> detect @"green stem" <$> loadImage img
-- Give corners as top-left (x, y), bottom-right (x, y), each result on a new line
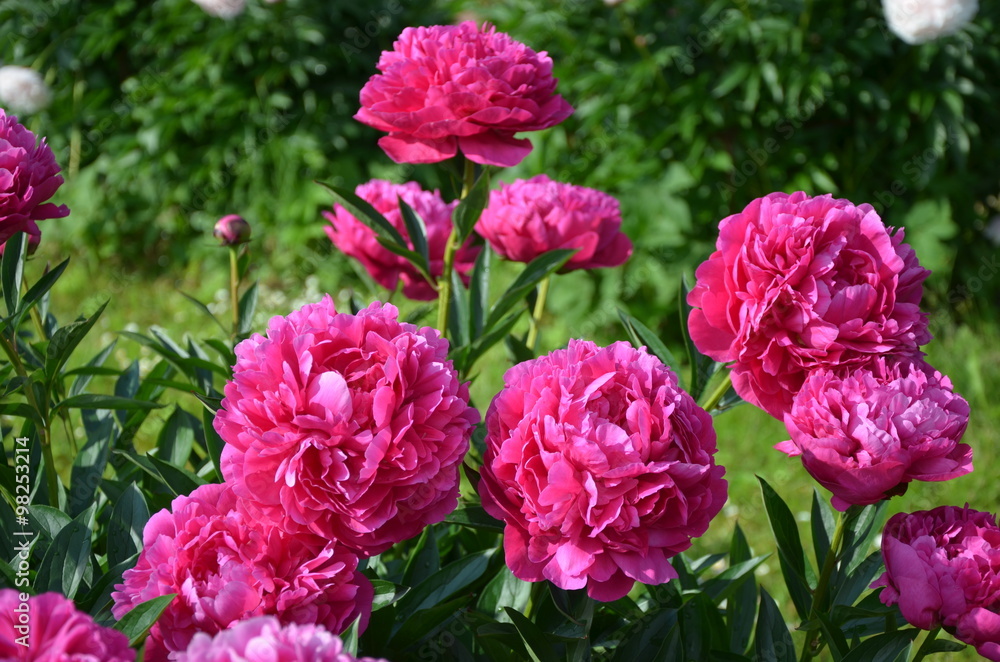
top-left (525, 275), bottom-right (551, 353)
top-left (700, 372), bottom-right (733, 413)
top-left (229, 246), bottom-right (240, 339)
top-left (800, 510), bottom-right (850, 662)
top-left (436, 159), bottom-right (476, 338)
top-left (911, 627), bottom-right (941, 662)
top-left (0, 332), bottom-right (58, 505)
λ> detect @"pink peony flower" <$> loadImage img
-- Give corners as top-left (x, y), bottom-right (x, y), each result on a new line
top-left (355, 21), bottom-right (574, 167)
top-left (475, 175), bottom-right (632, 271)
top-left (0, 590), bottom-right (134, 662)
top-left (215, 297), bottom-right (479, 556)
top-left (872, 506), bottom-right (1000, 660)
top-left (175, 617), bottom-right (388, 662)
top-left (323, 180), bottom-right (479, 301)
top-left (0, 109), bottom-right (69, 249)
top-left (777, 356), bottom-right (971, 511)
top-left (479, 340), bottom-right (728, 601)
top-left (111, 483), bottom-right (371, 662)
top-left (687, 191), bottom-right (930, 417)
top-left (213, 214), bottom-right (251, 246)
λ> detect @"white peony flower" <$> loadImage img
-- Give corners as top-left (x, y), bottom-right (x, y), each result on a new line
top-left (0, 66), bottom-right (52, 114)
top-left (191, 0), bottom-right (246, 19)
top-left (883, 0), bottom-right (978, 44)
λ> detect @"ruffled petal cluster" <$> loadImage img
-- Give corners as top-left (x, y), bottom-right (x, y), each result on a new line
top-left (111, 483), bottom-right (371, 662)
top-left (215, 297), bottom-right (479, 556)
top-left (0, 590), bottom-right (134, 662)
top-left (778, 357), bottom-right (971, 510)
top-left (355, 21), bottom-right (573, 167)
top-left (176, 617), bottom-right (388, 662)
top-left (479, 340), bottom-right (728, 601)
top-left (476, 175), bottom-right (632, 271)
top-left (323, 180), bottom-right (479, 300)
top-left (873, 506), bottom-right (1000, 660)
top-left (0, 109), bottom-right (69, 248)
top-left (687, 191), bottom-right (930, 417)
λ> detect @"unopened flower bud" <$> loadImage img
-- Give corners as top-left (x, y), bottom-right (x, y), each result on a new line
top-left (213, 214), bottom-right (251, 246)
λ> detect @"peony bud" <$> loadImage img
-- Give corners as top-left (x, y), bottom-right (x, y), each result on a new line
top-left (213, 214), bottom-right (251, 246)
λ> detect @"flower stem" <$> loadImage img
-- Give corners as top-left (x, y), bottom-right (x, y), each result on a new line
top-left (800, 509), bottom-right (850, 662)
top-left (911, 627), bottom-right (941, 662)
top-left (700, 372), bottom-right (733, 413)
top-left (525, 275), bottom-right (551, 353)
top-left (229, 246), bottom-right (240, 339)
top-left (436, 159), bottom-right (477, 338)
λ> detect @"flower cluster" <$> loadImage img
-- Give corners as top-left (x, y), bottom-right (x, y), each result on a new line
top-left (0, 109), bottom-right (69, 249)
top-left (355, 21), bottom-right (573, 167)
top-left (324, 180), bottom-right (479, 300)
top-left (873, 506), bottom-right (1000, 659)
top-left (175, 617), bottom-right (387, 662)
top-left (882, 0), bottom-right (979, 44)
top-left (476, 175), bottom-right (632, 272)
top-left (0, 591), bottom-right (134, 662)
top-left (215, 297), bottom-right (479, 555)
top-left (479, 340), bottom-right (727, 601)
top-left (112, 484), bottom-right (372, 661)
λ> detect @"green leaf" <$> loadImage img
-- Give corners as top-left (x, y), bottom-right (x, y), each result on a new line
top-left (35, 504), bottom-right (95, 599)
top-left (840, 630), bottom-right (918, 662)
top-left (317, 181), bottom-right (406, 247)
top-left (115, 450), bottom-right (206, 497)
top-left (107, 483), bottom-right (150, 569)
top-left (448, 269), bottom-right (470, 347)
top-left (340, 616), bottom-right (361, 656)
top-left (443, 504), bottom-right (505, 532)
top-left (397, 196), bottom-right (430, 268)
top-left (402, 526), bottom-right (440, 588)
top-left (20, 258), bottom-right (69, 327)
top-left (156, 406), bottom-right (197, 468)
top-left (611, 609), bottom-right (679, 662)
top-left (45, 301), bottom-right (108, 386)
top-left (27, 504), bottom-right (72, 541)
top-left (486, 249), bottom-right (576, 331)
top-left (370, 580), bottom-right (409, 612)
top-left (921, 639), bottom-right (967, 654)
top-left (2, 232), bottom-right (26, 317)
top-left (389, 595), bottom-right (471, 652)
top-left (70, 341), bottom-right (117, 397)
top-left (617, 309), bottom-right (682, 376)
top-left (469, 245), bottom-right (491, 338)
top-left (452, 170), bottom-right (491, 242)
top-left (728, 524), bottom-right (756, 655)
top-left (757, 476), bottom-right (813, 620)
top-left (815, 612), bottom-right (849, 662)
top-left (114, 360), bottom-right (141, 426)
top-left (178, 291), bottom-right (228, 334)
top-left (237, 281), bottom-right (259, 336)
top-left (704, 555), bottom-right (770, 605)
top-left (811, 488), bottom-right (836, 570)
top-left (54, 394), bottom-right (164, 414)
top-left (841, 502), bottom-right (888, 576)
top-left (679, 275), bottom-right (718, 400)
top-left (478, 567), bottom-right (532, 623)
top-left (504, 607), bottom-right (560, 662)
top-left (203, 406), bottom-right (225, 481)
top-left (394, 551), bottom-right (491, 627)
top-left (68, 421), bottom-right (112, 517)
top-left (113, 594), bottom-right (177, 647)
top-left (833, 551), bottom-right (884, 609)
top-left (754, 588), bottom-right (796, 662)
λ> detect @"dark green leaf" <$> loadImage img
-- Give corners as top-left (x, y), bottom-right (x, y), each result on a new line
top-left (704, 555), bottom-right (770, 605)
top-left (113, 594), bottom-right (177, 647)
top-left (203, 407), bottom-right (225, 481)
top-left (2, 232), bottom-right (26, 317)
top-left (115, 450), bottom-right (206, 497)
top-left (448, 269), bottom-right (470, 347)
top-left (452, 170), bottom-right (491, 242)
top-left (156, 406), bottom-right (197, 468)
top-left (35, 504), bottom-right (95, 599)
top-left (833, 552), bottom-right (884, 608)
top-left (610, 609), bottom-right (679, 662)
top-left (370, 580), bottom-right (409, 612)
top-left (45, 301), bottom-right (108, 386)
top-left (107, 483), bottom-right (149, 569)
top-left (443, 504), bottom-right (505, 532)
top-left (27, 504), bottom-right (72, 541)
top-left (811, 488), bottom-right (836, 570)
top-left (68, 422), bottom-right (112, 517)
top-left (478, 567), bottom-right (532, 623)
top-left (394, 551), bottom-right (491, 626)
top-left (921, 639), bottom-right (967, 654)
top-left (54, 394), bottom-right (164, 413)
top-left (402, 526), bottom-right (440, 588)
top-left (389, 596), bottom-right (471, 652)
top-left (840, 630), bottom-right (918, 662)
top-left (617, 309), bottom-right (681, 376)
top-left (757, 476), bottom-right (813, 620)
top-left (237, 281), bottom-right (259, 335)
top-left (728, 524), bottom-right (756, 655)
top-left (504, 607), bottom-right (560, 662)
top-left (317, 181), bottom-right (406, 247)
top-left (178, 291), bottom-right (228, 334)
top-left (20, 258), bottom-right (69, 327)
top-left (397, 196), bottom-right (430, 268)
top-left (70, 342), bottom-right (117, 397)
top-left (469, 245), bottom-right (491, 338)
top-left (486, 249), bottom-right (576, 331)
top-left (754, 588), bottom-right (796, 662)
top-left (841, 502), bottom-right (888, 576)
top-left (679, 275), bottom-right (718, 399)
top-left (816, 612), bottom-right (849, 661)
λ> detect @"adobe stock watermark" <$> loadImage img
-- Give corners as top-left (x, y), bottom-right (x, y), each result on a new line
top-left (12, 435), bottom-right (35, 647)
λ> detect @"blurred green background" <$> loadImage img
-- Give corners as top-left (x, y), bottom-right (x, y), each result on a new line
top-left (4, 0), bottom-right (999, 655)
